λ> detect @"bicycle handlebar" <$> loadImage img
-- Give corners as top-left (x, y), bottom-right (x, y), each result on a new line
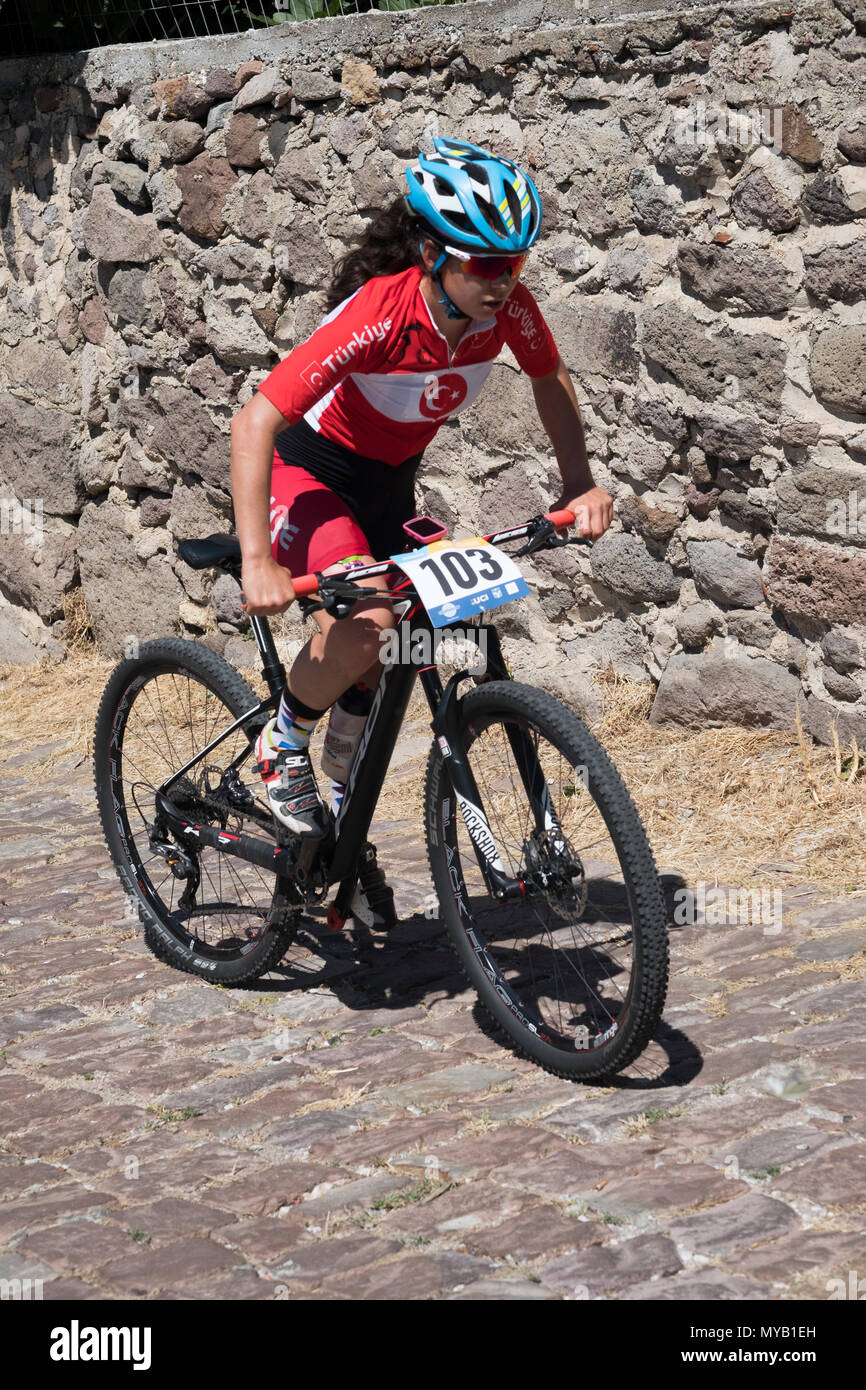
top-left (289, 508), bottom-right (579, 599)
top-left (291, 572), bottom-right (323, 597)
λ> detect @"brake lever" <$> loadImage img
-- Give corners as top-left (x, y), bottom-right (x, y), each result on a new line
top-left (515, 518), bottom-right (592, 558)
top-left (297, 574), bottom-right (379, 622)
top-left (514, 517), bottom-right (555, 558)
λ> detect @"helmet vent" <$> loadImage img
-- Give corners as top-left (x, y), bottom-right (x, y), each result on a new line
top-left (503, 180), bottom-right (522, 226)
top-left (476, 199), bottom-right (502, 235)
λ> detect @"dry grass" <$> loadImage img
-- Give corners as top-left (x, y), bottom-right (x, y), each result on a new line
top-left (0, 649), bottom-right (113, 768)
top-left (593, 671), bottom-right (866, 893)
top-left (62, 587), bottom-right (96, 652)
top-left (836, 953), bottom-right (866, 981)
top-left (2, 645), bottom-right (865, 897)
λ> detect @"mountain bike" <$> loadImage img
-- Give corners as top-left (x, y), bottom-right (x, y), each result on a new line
top-left (92, 508), bottom-right (669, 1081)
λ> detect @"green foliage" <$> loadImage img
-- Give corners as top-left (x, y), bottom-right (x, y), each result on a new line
top-left (1, 0), bottom-right (467, 53)
top-left (276, 0), bottom-right (348, 20)
top-left (370, 1178), bottom-right (441, 1211)
top-left (146, 1103), bottom-right (202, 1124)
top-left (839, 751), bottom-right (866, 782)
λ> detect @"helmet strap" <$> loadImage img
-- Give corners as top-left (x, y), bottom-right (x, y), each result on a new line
top-left (430, 249), bottom-right (469, 321)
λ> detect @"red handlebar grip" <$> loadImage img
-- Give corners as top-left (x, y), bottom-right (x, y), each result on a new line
top-left (291, 573), bottom-right (319, 596)
top-left (545, 508), bottom-right (576, 529)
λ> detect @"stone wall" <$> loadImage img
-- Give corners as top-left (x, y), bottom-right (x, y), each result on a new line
top-left (1, 0), bottom-right (865, 740)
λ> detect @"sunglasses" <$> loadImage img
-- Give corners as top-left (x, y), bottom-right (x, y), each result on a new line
top-left (452, 252), bottom-right (528, 282)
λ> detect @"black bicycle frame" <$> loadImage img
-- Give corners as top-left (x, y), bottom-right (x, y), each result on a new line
top-left (153, 535), bottom-right (570, 916)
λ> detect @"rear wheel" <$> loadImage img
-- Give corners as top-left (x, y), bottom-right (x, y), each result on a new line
top-left (424, 681), bottom-right (669, 1081)
top-left (93, 638), bottom-right (298, 985)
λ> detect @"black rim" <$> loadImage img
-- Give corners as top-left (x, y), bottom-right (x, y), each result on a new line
top-left (441, 711), bottom-right (640, 1056)
top-left (107, 665), bottom-right (284, 960)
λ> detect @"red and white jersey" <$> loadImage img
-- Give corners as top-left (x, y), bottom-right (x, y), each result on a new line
top-left (257, 265), bottom-right (560, 465)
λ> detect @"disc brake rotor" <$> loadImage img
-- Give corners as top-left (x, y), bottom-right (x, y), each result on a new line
top-left (523, 830), bottom-right (588, 912)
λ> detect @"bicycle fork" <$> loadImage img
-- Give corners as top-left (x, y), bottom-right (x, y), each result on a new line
top-left (425, 632), bottom-right (575, 904)
top-left (427, 671), bottom-right (531, 904)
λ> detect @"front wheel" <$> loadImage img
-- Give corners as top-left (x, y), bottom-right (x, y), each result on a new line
top-left (424, 681), bottom-right (669, 1081)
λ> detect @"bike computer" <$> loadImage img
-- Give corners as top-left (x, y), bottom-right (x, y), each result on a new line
top-left (402, 515), bottom-right (448, 544)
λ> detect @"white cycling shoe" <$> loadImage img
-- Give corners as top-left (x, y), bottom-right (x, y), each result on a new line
top-left (254, 719), bottom-right (329, 839)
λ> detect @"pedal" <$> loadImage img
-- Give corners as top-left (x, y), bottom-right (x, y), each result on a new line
top-left (327, 904), bottom-right (347, 932)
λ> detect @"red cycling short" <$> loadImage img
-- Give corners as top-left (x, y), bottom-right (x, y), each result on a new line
top-left (269, 463), bottom-right (412, 595)
top-left (268, 418), bottom-right (425, 596)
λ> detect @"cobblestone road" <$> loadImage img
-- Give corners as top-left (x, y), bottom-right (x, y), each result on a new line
top-left (2, 718), bottom-right (865, 1302)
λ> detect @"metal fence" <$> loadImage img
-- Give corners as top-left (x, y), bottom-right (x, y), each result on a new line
top-left (0, 0), bottom-right (456, 57)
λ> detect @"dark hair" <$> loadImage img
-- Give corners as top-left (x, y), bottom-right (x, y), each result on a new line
top-left (325, 197), bottom-right (432, 311)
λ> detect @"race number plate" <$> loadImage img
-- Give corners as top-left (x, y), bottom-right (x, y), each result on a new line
top-left (389, 537), bottom-right (529, 627)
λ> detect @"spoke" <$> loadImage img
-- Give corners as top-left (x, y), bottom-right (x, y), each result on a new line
top-left (197, 853), bottom-right (233, 945)
top-left (168, 672), bottom-right (192, 768)
top-left (140, 678), bottom-right (178, 766)
top-left (111, 668), bottom-right (278, 959)
top-left (122, 752), bottom-right (163, 794)
top-left (126, 714), bottom-right (173, 782)
top-left (455, 712), bottom-right (638, 1047)
top-left (574, 832), bottom-right (622, 857)
top-left (221, 853), bottom-right (264, 919)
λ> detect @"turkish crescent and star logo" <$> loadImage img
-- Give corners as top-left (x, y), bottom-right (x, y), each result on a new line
top-left (301, 362), bottom-right (326, 394)
top-left (418, 372), bottom-right (469, 419)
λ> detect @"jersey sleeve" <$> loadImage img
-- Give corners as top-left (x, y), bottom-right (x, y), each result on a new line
top-left (501, 281), bottom-right (560, 378)
top-left (256, 283), bottom-right (396, 423)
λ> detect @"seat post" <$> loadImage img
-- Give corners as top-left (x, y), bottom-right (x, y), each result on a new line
top-left (248, 616), bottom-right (287, 701)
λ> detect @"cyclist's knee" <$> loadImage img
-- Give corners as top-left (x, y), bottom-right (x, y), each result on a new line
top-left (319, 554), bottom-right (394, 669)
top-left (347, 603), bottom-right (394, 669)
top-left (312, 595), bottom-right (393, 652)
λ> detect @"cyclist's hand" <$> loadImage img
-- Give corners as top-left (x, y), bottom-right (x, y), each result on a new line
top-left (555, 486), bottom-right (613, 541)
top-left (239, 556), bottom-right (297, 616)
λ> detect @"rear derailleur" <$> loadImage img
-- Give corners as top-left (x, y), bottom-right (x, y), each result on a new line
top-left (147, 766), bottom-right (262, 913)
top-left (148, 832), bottom-right (200, 912)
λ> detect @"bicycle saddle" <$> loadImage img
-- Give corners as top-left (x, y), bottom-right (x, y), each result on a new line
top-left (177, 535), bottom-right (242, 571)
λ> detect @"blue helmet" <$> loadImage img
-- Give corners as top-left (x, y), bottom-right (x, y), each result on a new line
top-left (404, 136), bottom-right (543, 255)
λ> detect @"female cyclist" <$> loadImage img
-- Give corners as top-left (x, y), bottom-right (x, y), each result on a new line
top-left (229, 137), bottom-right (613, 921)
